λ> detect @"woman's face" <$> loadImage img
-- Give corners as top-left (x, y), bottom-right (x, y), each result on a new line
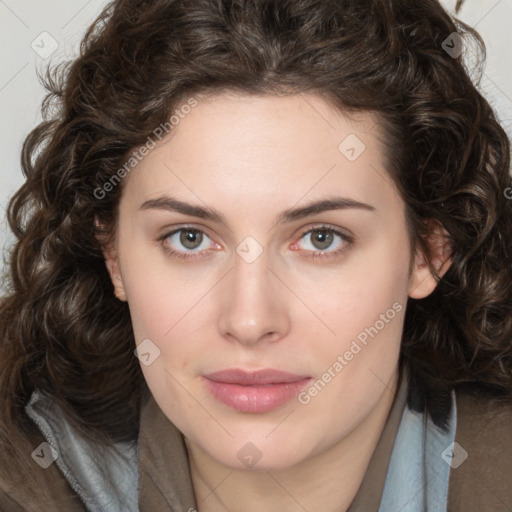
top-left (105, 91), bottom-right (437, 471)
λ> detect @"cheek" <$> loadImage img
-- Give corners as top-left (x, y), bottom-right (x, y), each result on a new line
top-left (305, 236), bottom-right (411, 345)
top-left (121, 255), bottom-right (214, 382)
top-left (127, 282), bottom-right (206, 371)
top-left (119, 240), bottom-right (205, 341)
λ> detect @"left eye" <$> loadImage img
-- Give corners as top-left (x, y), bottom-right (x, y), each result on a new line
top-left (296, 227), bottom-right (347, 252)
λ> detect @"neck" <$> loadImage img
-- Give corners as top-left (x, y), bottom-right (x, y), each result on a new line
top-left (185, 369), bottom-right (399, 512)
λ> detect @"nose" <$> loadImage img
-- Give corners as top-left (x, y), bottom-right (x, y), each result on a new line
top-left (216, 247), bottom-right (290, 347)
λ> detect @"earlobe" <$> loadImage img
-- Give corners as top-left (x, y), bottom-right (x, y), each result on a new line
top-left (408, 220), bottom-right (453, 300)
top-left (408, 250), bottom-right (439, 299)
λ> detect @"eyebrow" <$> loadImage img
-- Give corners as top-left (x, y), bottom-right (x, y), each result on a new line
top-left (138, 195), bottom-right (376, 225)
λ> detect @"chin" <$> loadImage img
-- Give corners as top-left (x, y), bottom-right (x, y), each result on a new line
top-left (197, 432), bottom-right (316, 472)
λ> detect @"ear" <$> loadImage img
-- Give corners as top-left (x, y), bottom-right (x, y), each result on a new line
top-left (95, 218), bottom-right (127, 302)
top-left (408, 219), bottom-right (452, 299)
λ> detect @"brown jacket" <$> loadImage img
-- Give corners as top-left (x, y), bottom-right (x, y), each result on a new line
top-left (1, 388), bottom-right (512, 511)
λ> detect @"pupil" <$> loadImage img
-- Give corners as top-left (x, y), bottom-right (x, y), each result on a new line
top-left (313, 229), bottom-right (333, 250)
top-left (180, 229), bottom-right (202, 249)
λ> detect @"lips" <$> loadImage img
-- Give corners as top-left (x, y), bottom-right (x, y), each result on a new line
top-left (203, 368), bottom-right (312, 413)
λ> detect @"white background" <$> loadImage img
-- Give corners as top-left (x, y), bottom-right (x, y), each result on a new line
top-left (1, 0), bottom-right (511, 277)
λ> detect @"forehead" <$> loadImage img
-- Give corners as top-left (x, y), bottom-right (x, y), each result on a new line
top-left (121, 92), bottom-right (401, 220)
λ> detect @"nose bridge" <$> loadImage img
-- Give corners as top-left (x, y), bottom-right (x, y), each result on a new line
top-left (217, 243), bottom-right (289, 345)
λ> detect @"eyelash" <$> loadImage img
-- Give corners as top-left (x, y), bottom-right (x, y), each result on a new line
top-left (158, 224), bottom-right (354, 262)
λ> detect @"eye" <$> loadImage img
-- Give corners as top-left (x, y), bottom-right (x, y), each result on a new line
top-left (160, 227), bottom-right (220, 260)
top-left (291, 225), bottom-right (352, 260)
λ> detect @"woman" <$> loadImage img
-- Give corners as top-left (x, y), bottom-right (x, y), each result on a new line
top-left (1, 0), bottom-right (511, 510)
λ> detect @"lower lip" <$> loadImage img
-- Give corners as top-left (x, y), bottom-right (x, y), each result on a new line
top-left (203, 378), bottom-right (312, 413)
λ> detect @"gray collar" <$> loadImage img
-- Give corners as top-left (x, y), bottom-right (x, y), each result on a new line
top-left (26, 391), bottom-right (138, 511)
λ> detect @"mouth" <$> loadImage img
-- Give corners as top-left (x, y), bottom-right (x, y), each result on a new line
top-left (202, 368), bottom-right (313, 413)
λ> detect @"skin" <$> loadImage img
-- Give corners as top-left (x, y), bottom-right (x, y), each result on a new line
top-left (102, 91), bottom-right (451, 512)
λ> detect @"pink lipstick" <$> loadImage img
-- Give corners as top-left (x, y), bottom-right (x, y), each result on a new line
top-left (203, 369), bottom-right (312, 413)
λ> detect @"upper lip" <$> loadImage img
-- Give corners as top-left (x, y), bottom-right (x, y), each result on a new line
top-left (204, 368), bottom-right (311, 385)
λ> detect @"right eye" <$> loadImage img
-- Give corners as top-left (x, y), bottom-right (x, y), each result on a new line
top-left (160, 227), bottom-right (221, 260)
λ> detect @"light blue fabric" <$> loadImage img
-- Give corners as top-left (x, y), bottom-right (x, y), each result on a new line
top-left (25, 388), bottom-right (457, 512)
top-left (379, 390), bottom-right (457, 512)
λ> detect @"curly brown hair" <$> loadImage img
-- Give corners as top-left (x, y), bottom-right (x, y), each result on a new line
top-left (1, 0), bottom-right (511, 479)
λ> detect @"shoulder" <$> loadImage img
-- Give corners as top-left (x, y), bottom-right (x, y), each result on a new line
top-left (0, 420), bottom-right (86, 511)
top-left (447, 390), bottom-right (512, 512)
